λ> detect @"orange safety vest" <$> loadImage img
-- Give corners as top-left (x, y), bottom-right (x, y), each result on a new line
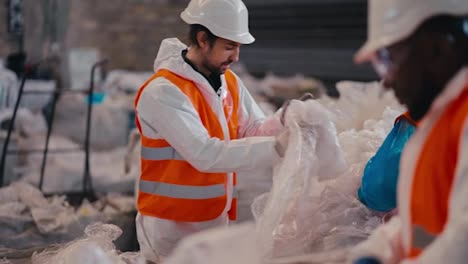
top-left (407, 87), bottom-right (468, 258)
top-left (395, 111), bottom-right (419, 127)
top-left (134, 69), bottom-right (240, 222)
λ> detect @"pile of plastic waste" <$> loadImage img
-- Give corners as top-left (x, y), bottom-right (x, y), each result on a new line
top-left (0, 182), bottom-right (134, 251)
top-left (0, 108), bottom-right (134, 193)
top-left (30, 223), bottom-right (143, 264)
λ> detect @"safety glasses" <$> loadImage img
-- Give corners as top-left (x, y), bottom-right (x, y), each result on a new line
top-left (370, 41), bottom-right (412, 79)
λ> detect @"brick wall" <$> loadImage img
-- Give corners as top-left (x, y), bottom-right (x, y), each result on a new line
top-left (0, 0), bottom-right (189, 71)
top-left (0, 2), bottom-right (14, 60)
top-left (66, 0), bottom-right (189, 71)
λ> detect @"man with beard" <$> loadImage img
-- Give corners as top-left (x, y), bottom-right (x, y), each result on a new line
top-left (351, 0), bottom-right (468, 263)
top-left (132, 0), bottom-right (309, 262)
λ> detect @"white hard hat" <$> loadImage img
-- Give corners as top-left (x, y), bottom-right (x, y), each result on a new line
top-left (180, 0), bottom-right (255, 45)
top-left (355, 0), bottom-right (468, 63)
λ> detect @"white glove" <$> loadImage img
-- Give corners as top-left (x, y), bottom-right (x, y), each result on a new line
top-left (280, 93), bottom-right (315, 125)
top-left (274, 130), bottom-right (289, 157)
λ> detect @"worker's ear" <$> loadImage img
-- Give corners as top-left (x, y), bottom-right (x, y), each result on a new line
top-left (196, 31), bottom-right (210, 50)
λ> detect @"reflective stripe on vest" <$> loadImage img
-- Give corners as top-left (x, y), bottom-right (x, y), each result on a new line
top-left (134, 69), bottom-right (240, 222)
top-left (140, 180), bottom-right (238, 200)
top-left (412, 225), bottom-right (436, 250)
top-left (141, 146), bottom-right (183, 161)
top-left (232, 186), bottom-right (238, 198)
top-left (140, 180), bottom-right (226, 199)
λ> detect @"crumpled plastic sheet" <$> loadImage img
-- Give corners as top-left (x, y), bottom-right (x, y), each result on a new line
top-left (0, 182), bottom-right (135, 250)
top-left (252, 82), bottom-right (402, 261)
top-left (31, 222), bottom-right (144, 264)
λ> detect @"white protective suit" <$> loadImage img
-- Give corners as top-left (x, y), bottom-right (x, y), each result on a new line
top-left (350, 67), bottom-right (468, 264)
top-left (135, 38), bottom-right (284, 262)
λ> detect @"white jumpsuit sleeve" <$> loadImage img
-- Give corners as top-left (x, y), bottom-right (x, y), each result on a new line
top-left (402, 118), bottom-right (468, 264)
top-left (136, 77), bottom-right (279, 173)
top-left (349, 216), bottom-right (404, 264)
top-left (235, 76), bottom-right (284, 137)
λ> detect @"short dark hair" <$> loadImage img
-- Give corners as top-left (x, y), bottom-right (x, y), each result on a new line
top-left (189, 24), bottom-right (218, 47)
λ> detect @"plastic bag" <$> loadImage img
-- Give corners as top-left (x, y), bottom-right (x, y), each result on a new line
top-left (31, 222), bottom-right (144, 264)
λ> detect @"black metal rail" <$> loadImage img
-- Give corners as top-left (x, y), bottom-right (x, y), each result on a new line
top-left (0, 59), bottom-right (108, 204)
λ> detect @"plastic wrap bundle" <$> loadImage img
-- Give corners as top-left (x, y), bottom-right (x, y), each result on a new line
top-left (31, 223), bottom-right (144, 264)
top-left (19, 135), bottom-right (134, 193)
top-left (102, 70), bottom-right (152, 95)
top-left (52, 94), bottom-right (130, 150)
top-left (253, 98), bottom-right (396, 261)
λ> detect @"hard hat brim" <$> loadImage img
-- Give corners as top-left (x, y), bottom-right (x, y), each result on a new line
top-left (354, 41), bottom-right (376, 64)
top-left (181, 11), bottom-right (255, 45)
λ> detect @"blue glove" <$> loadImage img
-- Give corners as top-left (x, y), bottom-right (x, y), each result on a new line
top-left (353, 256), bottom-right (382, 264)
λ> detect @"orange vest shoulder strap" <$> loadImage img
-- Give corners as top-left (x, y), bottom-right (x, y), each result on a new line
top-left (395, 111), bottom-right (419, 127)
top-left (224, 70), bottom-right (237, 89)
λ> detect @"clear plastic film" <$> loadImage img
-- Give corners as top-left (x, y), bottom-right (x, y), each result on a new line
top-left (253, 98), bottom-right (388, 261)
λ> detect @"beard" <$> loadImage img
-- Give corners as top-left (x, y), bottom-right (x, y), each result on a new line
top-left (201, 56), bottom-right (232, 76)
